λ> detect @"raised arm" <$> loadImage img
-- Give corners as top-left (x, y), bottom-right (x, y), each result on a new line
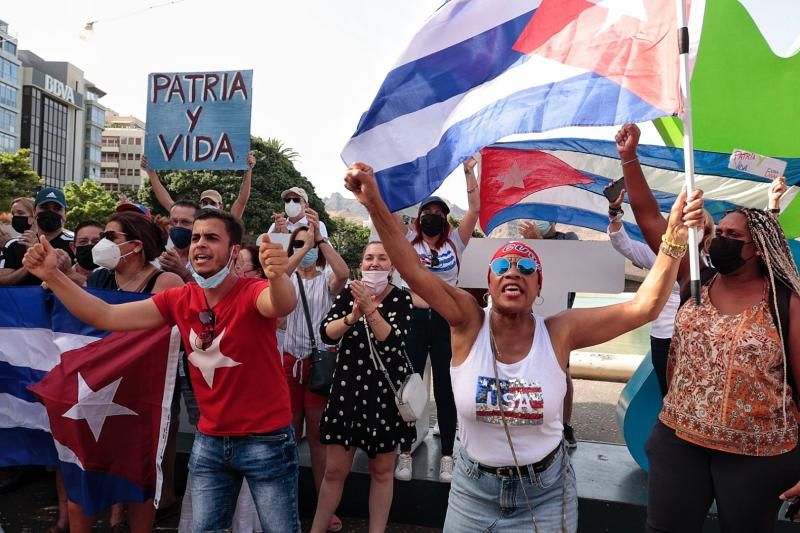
top-left (458, 155), bottom-right (481, 245)
top-left (616, 124), bottom-right (665, 253)
top-left (768, 176), bottom-right (787, 213)
top-left (255, 234), bottom-right (297, 318)
top-left (547, 189), bottom-right (704, 354)
top-left (344, 162), bottom-right (482, 331)
top-left (22, 236), bottom-right (166, 331)
top-left (141, 156), bottom-right (174, 212)
top-left (230, 152), bottom-right (255, 219)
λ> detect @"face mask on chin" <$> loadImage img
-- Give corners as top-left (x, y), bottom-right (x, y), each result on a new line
top-left (362, 269), bottom-right (390, 294)
top-left (708, 236), bottom-right (753, 275)
top-left (192, 249), bottom-right (235, 289)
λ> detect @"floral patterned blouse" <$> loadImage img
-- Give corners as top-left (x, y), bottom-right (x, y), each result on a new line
top-left (660, 278), bottom-right (798, 456)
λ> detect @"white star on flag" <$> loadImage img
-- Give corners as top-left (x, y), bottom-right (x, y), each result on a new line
top-left (497, 161), bottom-right (528, 192)
top-left (62, 373), bottom-right (137, 442)
top-left (187, 328), bottom-right (241, 388)
top-left (588, 0), bottom-right (648, 31)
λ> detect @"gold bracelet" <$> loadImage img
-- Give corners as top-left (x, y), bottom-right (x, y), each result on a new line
top-left (660, 234), bottom-right (688, 258)
top-left (621, 157), bottom-right (639, 167)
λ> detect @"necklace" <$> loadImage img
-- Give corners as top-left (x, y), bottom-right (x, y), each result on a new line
top-left (115, 266), bottom-right (152, 292)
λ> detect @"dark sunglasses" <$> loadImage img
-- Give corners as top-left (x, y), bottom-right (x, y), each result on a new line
top-left (99, 230), bottom-right (127, 241)
top-left (195, 309), bottom-right (216, 350)
top-left (489, 257), bottom-right (538, 277)
top-left (428, 248), bottom-right (440, 268)
top-left (285, 197), bottom-right (302, 204)
top-left (291, 239), bottom-right (306, 249)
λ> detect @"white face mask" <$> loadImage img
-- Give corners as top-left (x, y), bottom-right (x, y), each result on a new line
top-left (362, 270), bottom-right (390, 294)
top-left (285, 200), bottom-right (303, 218)
top-left (92, 238), bottom-right (135, 270)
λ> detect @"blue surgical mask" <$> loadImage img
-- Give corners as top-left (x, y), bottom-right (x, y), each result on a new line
top-left (192, 250), bottom-right (234, 289)
top-left (299, 248), bottom-right (318, 268)
top-left (169, 227), bottom-right (192, 250)
top-left (535, 220), bottom-right (554, 235)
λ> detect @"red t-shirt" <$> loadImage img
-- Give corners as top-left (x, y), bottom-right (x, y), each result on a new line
top-left (152, 277), bottom-right (291, 435)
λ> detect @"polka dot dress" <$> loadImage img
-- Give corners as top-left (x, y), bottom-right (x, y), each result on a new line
top-left (319, 284), bottom-right (416, 458)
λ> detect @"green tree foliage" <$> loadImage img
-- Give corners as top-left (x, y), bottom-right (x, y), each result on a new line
top-left (64, 180), bottom-right (117, 230)
top-left (328, 216), bottom-right (370, 275)
top-left (448, 214), bottom-right (484, 238)
top-left (0, 149), bottom-right (42, 209)
top-left (138, 136), bottom-right (329, 237)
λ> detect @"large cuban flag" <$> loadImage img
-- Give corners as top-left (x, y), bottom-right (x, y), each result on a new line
top-left (479, 138), bottom-right (800, 239)
top-left (0, 287), bottom-right (180, 515)
top-left (342, 0), bottom-right (690, 212)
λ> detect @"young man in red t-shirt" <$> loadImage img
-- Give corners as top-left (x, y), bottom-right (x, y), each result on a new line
top-left (23, 210), bottom-right (299, 533)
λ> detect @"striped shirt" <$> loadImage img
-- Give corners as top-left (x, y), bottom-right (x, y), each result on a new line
top-left (406, 229), bottom-right (465, 287)
top-left (283, 270), bottom-right (335, 358)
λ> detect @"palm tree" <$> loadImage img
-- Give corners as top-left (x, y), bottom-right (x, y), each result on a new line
top-left (263, 138), bottom-right (300, 162)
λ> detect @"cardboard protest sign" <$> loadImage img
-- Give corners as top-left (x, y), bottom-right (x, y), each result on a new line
top-left (729, 148), bottom-right (787, 179)
top-left (145, 70), bottom-right (252, 170)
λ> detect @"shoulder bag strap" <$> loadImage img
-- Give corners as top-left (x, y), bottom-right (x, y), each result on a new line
top-left (295, 272), bottom-right (317, 352)
top-left (364, 318), bottom-right (403, 400)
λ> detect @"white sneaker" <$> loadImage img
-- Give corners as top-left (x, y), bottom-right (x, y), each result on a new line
top-left (439, 455), bottom-right (455, 483)
top-left (432, 421), bottom-right (440, 436)
top-left (395, 452), bottom-right (413, 481)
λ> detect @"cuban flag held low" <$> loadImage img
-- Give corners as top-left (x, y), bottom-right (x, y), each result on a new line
top-left (0, 287), bottom-right (180, 515)
top-left (478, 137), bottom-right (800, 246)
top-left (342, 0), bottom-right (699, 212)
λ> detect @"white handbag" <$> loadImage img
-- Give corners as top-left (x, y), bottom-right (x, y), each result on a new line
top-left (364, 319), bottom-right (427, 423)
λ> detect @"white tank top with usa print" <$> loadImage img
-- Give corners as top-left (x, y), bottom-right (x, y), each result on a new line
top-left (451, 309), bottom-right (566, 467)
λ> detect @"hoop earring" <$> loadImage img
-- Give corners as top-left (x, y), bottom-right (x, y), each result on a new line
top-left (482, 292), bottom-right (490, 305)
top-left (535, 295), bottom-right (544, 306)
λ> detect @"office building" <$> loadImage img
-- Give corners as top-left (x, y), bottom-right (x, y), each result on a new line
top-left (0, 20), bottom-right (21, 153)
top-left (18, 50), bottom-right (106, 188)
top-left (101, 111), bottom-right (145, 193)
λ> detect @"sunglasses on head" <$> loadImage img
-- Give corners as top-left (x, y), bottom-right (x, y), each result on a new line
top-left (99, 230), bottom-right (127, 241)
top-left (195, 309), bottom-right (216, 350)
top-left (285, 197), bottom-right (302, 204)
top-left (489, 257), bottom-right (538, 277)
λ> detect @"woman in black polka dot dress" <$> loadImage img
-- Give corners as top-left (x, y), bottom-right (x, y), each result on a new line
top-left (310, 242), bottom-right (415, 533)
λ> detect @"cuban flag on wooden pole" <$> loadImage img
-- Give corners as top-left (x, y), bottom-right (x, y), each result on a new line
top-left (342, 0), bottom-right (688, 212)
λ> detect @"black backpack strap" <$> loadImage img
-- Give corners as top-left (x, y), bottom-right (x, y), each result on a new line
top-left (296, 272), bottom-right (317, 355)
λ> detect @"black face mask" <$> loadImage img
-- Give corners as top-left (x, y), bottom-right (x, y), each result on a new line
top-left (36, 211), bottom-right (62, 233)
top-left (420, 214), bottom-right (445, 237)
top-left (169, 226), bottom-right (192, 250)
top-left (75, 245), bottom-right (98, 271)
top-left (11, 215), bottom-right (32, 233)
top-left (708, 236), bottom-right (753, 275)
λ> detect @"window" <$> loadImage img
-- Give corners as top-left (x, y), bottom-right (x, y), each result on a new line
top-left (0, 57), bottom-right (18, 85)
top-left (0, 131), bottom-right (14, 153)
top-left (0, 107), bottom-right (16, 134)
top-left (134, 137), bottom-right (142, 145)
top-left (3, 40), bottom-right (16, 55)
top-left (0, 82), bottom-right (16, 108)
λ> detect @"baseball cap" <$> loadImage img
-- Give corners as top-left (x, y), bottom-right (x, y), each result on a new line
top-left (199, 190), bottom-right (223, 205)
top-left (419, 195), bottom-right (450, 215)
top-left (35, 187), bottom-right (67, 209)
top-left (281, 187), bottom-right (308, 203)
top-left (116, 203), bottom-right (152, 220)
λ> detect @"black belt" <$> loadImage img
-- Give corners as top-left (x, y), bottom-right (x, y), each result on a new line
top-left (476, 444), bottom-right (561, 479)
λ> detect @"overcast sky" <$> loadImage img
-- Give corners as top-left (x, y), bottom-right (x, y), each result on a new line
top-left (5, 0), bottom-right (662, 209)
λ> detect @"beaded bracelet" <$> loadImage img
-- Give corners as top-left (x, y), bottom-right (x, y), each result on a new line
top-left (660, 234), bottom-right (688, 258)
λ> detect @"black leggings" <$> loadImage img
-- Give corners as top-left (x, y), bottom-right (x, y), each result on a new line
top-left (400, 307), bottom-right (457, 456)
top-left (646, 420), bottom-right (800, 533)
top-left (649, 336), bottom-right (671, 397)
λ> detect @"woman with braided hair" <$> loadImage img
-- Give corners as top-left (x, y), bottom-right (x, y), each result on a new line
top-left (616, 123), bottom-right (800, 532)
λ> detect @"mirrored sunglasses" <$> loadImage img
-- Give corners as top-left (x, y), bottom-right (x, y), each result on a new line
top-left (489, 257), bottom-right (538, 277)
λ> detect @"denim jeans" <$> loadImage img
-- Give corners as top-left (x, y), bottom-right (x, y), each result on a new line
top-left (443, 445), bottom-right (578, 532)
top-left (188, 427), bottom-right (299, 533)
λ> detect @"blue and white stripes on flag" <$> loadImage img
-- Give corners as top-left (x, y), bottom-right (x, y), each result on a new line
top-left (341, 0), bottom-right (686, 212)
top-left (480, 137), bottom-right (800, 241)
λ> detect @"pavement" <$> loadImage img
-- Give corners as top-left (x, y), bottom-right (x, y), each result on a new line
top-left (0, 379), bottom-right (625, 532)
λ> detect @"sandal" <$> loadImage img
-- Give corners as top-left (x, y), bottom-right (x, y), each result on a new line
top-left (327, 513), bottom-right (343, 532)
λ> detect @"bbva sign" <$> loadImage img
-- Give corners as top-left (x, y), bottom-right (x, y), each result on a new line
top-left (44, 75), bottom-right (75, 105)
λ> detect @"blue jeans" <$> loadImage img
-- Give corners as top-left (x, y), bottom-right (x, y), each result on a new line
top-left (188, 427), bottom-right (299, 532)
top-left (444, 445), bottom-right (578, 532)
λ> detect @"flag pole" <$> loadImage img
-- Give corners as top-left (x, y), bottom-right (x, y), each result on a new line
top-left (677, 0), bottom-right (701, 305)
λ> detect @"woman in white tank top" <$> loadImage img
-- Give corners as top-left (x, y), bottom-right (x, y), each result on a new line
top-left (343, 162), bottom-right (705, 533)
